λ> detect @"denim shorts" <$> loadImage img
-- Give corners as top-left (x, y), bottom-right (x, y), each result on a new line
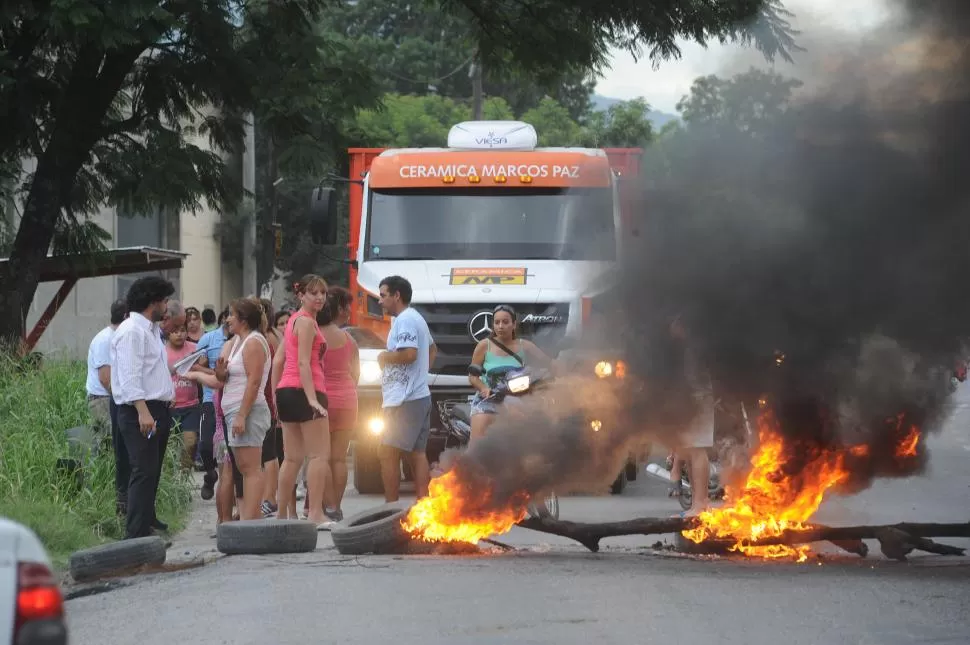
top-left (224, 405), bottom-right (272, 449)
top-left (470, 392), bottom-right (499, 416)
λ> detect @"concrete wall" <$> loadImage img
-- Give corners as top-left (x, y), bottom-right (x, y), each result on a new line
top-left (16, 103), bottom-right (248, 359)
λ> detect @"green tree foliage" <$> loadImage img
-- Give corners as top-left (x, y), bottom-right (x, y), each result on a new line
top-left (445, 0), bottom-right (799, 73)
top-left (352, 93), bottom-right (655, 149)
top-left (676, 67), bottom-right (803, 134)
top-left (0, 0), bottom-right (373, 340)
top-left (324, 0), bottom-right (597, 120)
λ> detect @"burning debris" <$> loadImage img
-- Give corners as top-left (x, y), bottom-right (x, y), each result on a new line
top-left (393, 0), bottom-right (970, 560)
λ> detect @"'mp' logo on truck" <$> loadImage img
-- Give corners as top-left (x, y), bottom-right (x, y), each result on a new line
top-left (449, 267), bottom-right (528, 285)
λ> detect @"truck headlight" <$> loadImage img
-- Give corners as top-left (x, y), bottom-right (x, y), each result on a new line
top-left (367, 417), bottom-right (385, 435)
top-left (359, 359), bottom-right (382, 385)
top-left (594, 360), bottom-right (626, 379)
top-left (507, 375), bottom-right (531, 393)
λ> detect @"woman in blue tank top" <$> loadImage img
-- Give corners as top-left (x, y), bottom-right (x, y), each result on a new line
top-left (467, 305), bottom-right (555, 443)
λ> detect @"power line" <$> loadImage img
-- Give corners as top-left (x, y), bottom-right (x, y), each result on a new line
top-left (383, 51), bottom-right (476, 86)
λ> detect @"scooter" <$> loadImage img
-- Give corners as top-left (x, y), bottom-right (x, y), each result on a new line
top-left (436, 366), bottom-right (560, 519)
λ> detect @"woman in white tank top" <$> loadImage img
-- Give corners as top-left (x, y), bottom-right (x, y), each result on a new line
top-left (195, 297), bottom-right (272, 521)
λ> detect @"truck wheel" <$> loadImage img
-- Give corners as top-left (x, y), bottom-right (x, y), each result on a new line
top-left (331, 501), bottom-right (414, 555)
top-left (69, 536), bottom-right (167, 582)
top-left (610, 469), bottom-right (627, 495)
top-left (625, 459), bottom-right (638, 482)
top-left (217, 519), bottom-right (318, 555)
top-left (353, 441), bottom-right (384, 495)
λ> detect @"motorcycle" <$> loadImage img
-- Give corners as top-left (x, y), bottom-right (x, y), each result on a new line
top-left (435, 365), bottom-right (560, 520)
top-left (645, 398), bottom-right (755, 510)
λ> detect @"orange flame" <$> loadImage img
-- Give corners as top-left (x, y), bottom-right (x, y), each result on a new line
top-left (683, 410), bottom-right (922, 562)
top-left (895, 423), bottom-right (920, 458)
top-left (401, 470), bottom-right (528, 545)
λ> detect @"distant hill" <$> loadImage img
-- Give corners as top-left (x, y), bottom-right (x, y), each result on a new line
top-left (590, 93), bottom-right (679, 129)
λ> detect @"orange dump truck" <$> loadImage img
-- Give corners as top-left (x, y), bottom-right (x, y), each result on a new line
top-left (311, 121), bottom-right (642, 493)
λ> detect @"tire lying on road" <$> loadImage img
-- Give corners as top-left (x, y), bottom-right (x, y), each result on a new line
top-left (217, 519), bottom-right (318, 555)
top-left (331, 501), bottom-right (414, 555)
top-left (69, 536), bottom-right (167, 582)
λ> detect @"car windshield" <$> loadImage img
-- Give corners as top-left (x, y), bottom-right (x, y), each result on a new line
top-left (365, 187), bottom-right (615, 261)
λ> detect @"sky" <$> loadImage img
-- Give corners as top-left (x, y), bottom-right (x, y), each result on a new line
top-left (596, 0), bottom-right (894, 114)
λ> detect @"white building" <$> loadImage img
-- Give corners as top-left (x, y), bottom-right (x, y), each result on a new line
top-left (7, 117), bottom-right (255, 359)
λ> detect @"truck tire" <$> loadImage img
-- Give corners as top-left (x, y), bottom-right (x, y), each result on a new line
top-left (610, 469), bottom-right (627, 495)
top-left (353, 441), bottom-right (384, 495)
top-left (625, 459), bottom-right (638, 482)
top-left (331, 501), bottom-right (414, 555)
top-left (69, 536), bottom-right (167, 582)
top-left (217, 519), bottom-right (318, 555)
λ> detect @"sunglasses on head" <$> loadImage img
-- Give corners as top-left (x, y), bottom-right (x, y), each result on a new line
top-left (493, 305), bottom-right (516, 319)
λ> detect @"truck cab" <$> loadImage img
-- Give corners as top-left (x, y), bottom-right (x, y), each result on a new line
top-left (313, 121), bottom-right (642, 493)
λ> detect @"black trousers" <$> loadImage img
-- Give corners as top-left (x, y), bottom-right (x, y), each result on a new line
top-left (109, 399), bottom-right (130, 514)
top-left (117, 401), bottom-right (172, 539)
top-left (200, 401), bottom-right (218, 479)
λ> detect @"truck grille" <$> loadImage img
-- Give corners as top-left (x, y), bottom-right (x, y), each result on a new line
top-left (412, 302), bottom-right (570, 376)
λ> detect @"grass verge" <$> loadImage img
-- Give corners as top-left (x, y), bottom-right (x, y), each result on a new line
top-left (0, 356), bottom-right (193, 568)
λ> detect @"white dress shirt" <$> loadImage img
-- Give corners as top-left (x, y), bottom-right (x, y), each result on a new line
top-left (110, 312), bottom-right (175, 405)
top-left (86, 326), bottom-right (114, 397)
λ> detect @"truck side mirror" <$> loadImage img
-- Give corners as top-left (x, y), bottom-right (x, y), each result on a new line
top-left (310, 186), bottom-right (338, 245)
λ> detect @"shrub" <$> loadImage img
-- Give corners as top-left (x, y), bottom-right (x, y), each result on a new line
top-left (0, 357), bottom-right (192, 566)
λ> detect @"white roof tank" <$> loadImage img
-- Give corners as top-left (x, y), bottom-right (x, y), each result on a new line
top-left (447, 121), bottom-right (538, 150)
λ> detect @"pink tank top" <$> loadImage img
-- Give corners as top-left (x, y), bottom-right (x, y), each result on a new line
top-left (277, 310), bottom-right (326, 392)
top-left (324, 332), bottom-right (357, 410)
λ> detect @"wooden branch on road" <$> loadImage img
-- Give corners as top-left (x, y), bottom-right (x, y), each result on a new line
top-left (516, 516), bottom-right (970, 560)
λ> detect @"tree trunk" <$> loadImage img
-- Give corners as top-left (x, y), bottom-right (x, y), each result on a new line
top-left (0, 45), bottom-right (143, 349)
top-left (517, 515), bottom-right (969, 559)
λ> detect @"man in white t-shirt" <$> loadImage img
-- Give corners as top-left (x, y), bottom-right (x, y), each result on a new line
top-left (377, 275), bottom-right (437, 502)
top-left (86, 299), bottom-right (128, 445)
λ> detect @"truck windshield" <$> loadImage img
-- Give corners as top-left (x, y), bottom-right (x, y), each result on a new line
top-left (365, 187), bottom-right (615, 261)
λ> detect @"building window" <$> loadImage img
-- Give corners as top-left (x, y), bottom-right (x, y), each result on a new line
top-left (115, 204), bottom-right (181, 299)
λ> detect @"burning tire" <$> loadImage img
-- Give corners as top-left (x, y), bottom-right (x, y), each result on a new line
top-left (69, 536), bottom-right (167, 582)
top-left (331, 501), bottom-right (414, 555)
top-left (216, 519), bottom-right (318, 555)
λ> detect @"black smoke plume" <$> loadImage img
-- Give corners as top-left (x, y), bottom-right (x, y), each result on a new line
top-left (444, 0), bottom-right (970, 507)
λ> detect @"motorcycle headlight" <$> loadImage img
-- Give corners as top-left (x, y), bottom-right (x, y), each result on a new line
top-left (507, 375), bottom-right (531, 393)
top-left (359, 359), bottom-right (382, 385)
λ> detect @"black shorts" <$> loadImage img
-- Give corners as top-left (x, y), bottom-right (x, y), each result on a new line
top-left (276, 388), bottom-right (329, 424)
top-left (261, 424), bottom-right (284, 464)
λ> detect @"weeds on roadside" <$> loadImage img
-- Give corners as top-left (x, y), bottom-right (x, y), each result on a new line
top-left (0, 355), bottom-right (192, 566)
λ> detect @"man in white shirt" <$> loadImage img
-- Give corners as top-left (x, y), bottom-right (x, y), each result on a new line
top-left (377, 275), bottom-right (437, 502)
top-left (86, 299), bottom-right (129, 516)
top-left (86, 299), bottom-right (127, 445)
top-left (110, 276), bottom-right (176, 539)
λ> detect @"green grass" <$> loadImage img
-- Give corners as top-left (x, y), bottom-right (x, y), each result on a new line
top-left (0, 356), bottom-right (193, 567)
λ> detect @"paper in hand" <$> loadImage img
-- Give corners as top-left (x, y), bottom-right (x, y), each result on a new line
top-left (173, 349), bottom-right (206, 376)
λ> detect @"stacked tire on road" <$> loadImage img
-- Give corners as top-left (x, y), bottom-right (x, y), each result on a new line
top-left (217, 519), bottom-right (318, 555)
top-left (69, 536), bottom-right (167, 582)
top-left (331, 501), bottom-right (414, 555)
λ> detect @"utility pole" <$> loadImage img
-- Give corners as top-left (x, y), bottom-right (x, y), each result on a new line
top-left (470, 48), bottom-right (483, 120)
top-left (241, 112), bottom-right (257, 297)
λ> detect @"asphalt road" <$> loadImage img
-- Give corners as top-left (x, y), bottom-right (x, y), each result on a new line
top-left (65, 388), bottom-right (970, 645)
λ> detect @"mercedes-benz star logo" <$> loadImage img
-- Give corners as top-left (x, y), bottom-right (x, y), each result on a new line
top-left (468, 310), bottom-right (493, 342)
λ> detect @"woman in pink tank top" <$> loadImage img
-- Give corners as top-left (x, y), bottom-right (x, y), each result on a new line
top-left (315, 287), bottom-right (359, 521)
top-left (271, 274), bottom-right (332, 527)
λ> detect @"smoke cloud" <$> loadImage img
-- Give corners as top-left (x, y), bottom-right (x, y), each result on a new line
top-left (445, 0), bottom-right (970, 505)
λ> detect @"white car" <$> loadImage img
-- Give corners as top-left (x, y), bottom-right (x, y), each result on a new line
top-left (1, 517), bottom-right (67, 645)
